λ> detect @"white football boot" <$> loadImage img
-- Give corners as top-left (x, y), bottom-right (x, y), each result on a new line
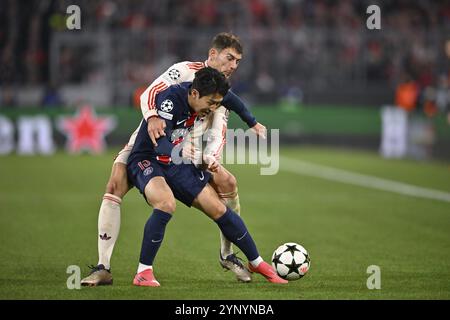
top-left (81, 264), bottom-right (113, 286)
top-left (219, 253), bottom-right (252, 283)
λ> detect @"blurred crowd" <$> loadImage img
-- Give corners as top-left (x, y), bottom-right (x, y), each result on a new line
top-left (0, 0), bottom-right (449, 113)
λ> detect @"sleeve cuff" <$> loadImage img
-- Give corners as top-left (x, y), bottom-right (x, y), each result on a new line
top-left (247, 118), bottom-right (258, 128)
top-left (144, 109), bottom-right (158, 121)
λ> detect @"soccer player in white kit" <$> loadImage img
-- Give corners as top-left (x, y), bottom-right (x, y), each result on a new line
top-left (81, 33), bottom-right (267, 286)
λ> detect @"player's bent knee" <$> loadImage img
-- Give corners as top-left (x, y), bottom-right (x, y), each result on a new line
top-left (210, 201), bottom-right (227, 220)
top-left (153, 199), bottom-right (176, 214)
top-left (105, 164), bottom-right (130, 198)
top-left (105, 178), bottom-right (129, 198)
top-left (222, 172), bottom-right (237, 193)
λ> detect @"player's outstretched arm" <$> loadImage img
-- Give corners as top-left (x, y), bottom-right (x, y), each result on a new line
top-left (250, 122), bottom-right (267, 139)
top-left (221, 90), bottom-right (267, 138)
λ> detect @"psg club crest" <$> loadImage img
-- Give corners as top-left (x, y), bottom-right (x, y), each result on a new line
top-left (57, 105), bottom-right (116, 154)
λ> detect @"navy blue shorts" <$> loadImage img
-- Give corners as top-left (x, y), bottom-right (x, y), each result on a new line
top-left (127, 156), bottom-right (211, 207)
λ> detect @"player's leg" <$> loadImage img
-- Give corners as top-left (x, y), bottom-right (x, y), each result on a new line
top-left (202, 106), bottom-right (246, 276)
top-left (210, 165), bottom-right (239, 255)
top-left (138, 176), bottom-right (176, 270)
top-left (81, 151), bottom-right (132, 286)
top-left (208, 166), bottom-right (249, 281)
top-left (99, 162), bottom-right (131, 266)
top-left (127, 157), bottom-right (176, 287)
top-left (191, 184), bottom-right (287, 284)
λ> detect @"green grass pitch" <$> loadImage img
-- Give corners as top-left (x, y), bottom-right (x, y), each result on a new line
top-left (0, 146), bottom-right (449, 299)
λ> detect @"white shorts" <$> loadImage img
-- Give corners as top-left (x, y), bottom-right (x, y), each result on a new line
top-left (113, 125), bottom-right (139, 165)
top-left (114, 144), bottom-right (132, 165)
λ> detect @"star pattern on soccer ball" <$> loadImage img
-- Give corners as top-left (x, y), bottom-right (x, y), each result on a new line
top-left (272, 253), bottom-right (283, 270)
top-left (304, 253), bottom-right (310, 264)
top-left (285, 258), bottom-right (302, 275)
top-left (283, 244), bottom-right (302, 255)
top-left (57, 105), bottom-right (116, 154)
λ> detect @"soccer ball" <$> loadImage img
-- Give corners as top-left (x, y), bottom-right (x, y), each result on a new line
top-left (271, 242), bottom-right (310, 280)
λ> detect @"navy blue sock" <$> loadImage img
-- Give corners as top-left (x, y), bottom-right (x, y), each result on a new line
top-left (214, 207), bottom-right (259, 261)
top-left (139, 209), bottom-right (172, 265)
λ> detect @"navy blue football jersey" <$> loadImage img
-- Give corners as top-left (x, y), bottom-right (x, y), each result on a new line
top-left (129, 82), bottom-right (197, 163)
top-left (129, 81), bottom-right (251, 165)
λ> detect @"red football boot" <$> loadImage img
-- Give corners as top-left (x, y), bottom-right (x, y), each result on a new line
top-left (133, 269), bottom-right (160, 287)
top-left (248, 261), bottom-right (288, 284)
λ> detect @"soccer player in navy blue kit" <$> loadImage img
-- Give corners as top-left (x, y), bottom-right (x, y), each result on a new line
top-left (127, 67), bottom-right (287, 286)
top-left (81, 34), bottom-right (265, 286)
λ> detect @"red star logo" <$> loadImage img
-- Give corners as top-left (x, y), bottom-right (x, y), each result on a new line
top-left (57, 105), bottom-right (116, 154)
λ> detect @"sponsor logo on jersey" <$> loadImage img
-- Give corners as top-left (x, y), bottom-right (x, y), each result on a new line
top-left (171, 128), bottom-right (189, 143)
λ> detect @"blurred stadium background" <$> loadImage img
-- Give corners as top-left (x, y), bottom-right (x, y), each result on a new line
top-left (0, 0), bottom-right (449, 300)
top-left (1, 0), bottom-right (449, 157)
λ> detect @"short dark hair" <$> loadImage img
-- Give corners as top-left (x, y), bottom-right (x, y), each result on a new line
top-left (211, 32), bottom-right (243, 54)
top-left (192, 67), bottom-right (230, 98)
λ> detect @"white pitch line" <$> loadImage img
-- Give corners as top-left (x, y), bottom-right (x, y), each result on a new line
top-left (280, 156), bottom-right (450, 203)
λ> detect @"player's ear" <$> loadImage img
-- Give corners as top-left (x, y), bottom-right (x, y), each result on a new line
top-left (209, 48), bottom-right (218, 59)
top-left (190, 88), bottom-right (200, 99)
